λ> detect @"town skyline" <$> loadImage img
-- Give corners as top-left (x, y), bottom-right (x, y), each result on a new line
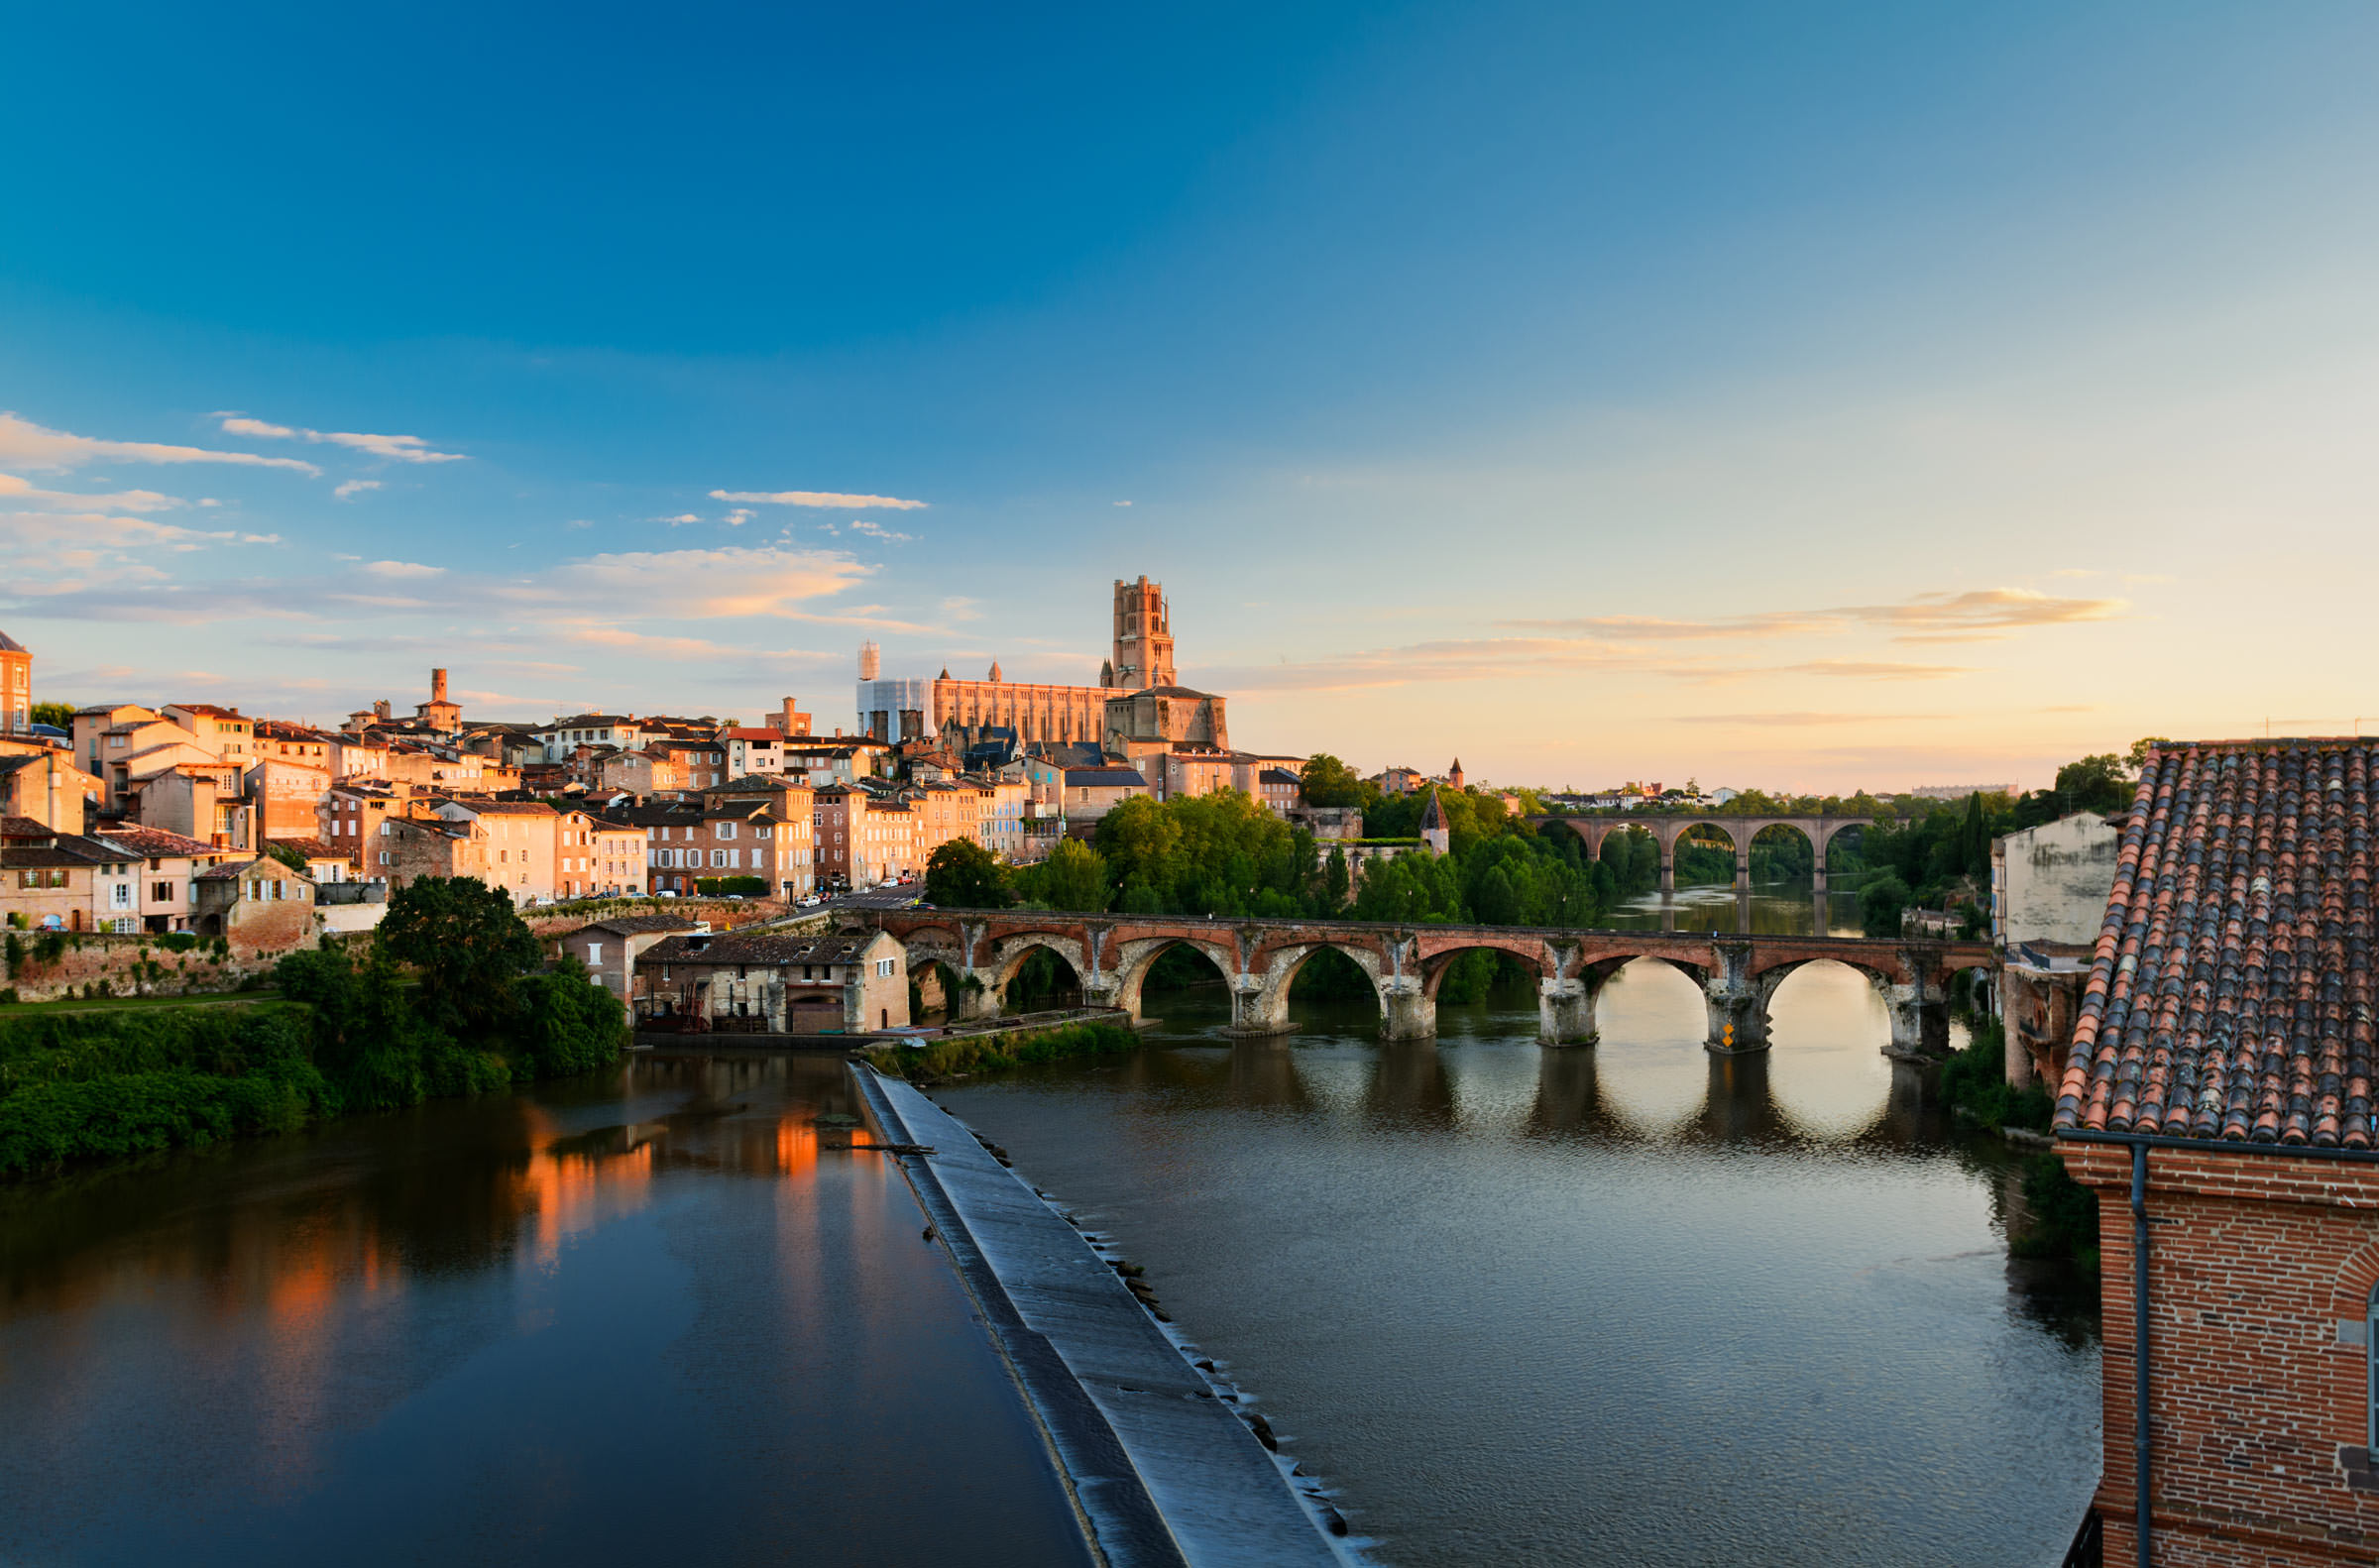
top-left (10, 6), bottom-right (2379, 790)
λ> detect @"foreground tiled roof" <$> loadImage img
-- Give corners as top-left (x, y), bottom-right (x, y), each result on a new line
top-left (641, 931), bottom-right (882, 965)
top-left (2057, 739), bottom-right (2379, 1149)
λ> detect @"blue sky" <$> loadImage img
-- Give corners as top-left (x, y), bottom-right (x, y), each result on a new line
top-left (7, 2), bottom-right (2379, 790)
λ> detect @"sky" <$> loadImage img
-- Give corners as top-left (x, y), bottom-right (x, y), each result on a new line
top-left (5, 1), bottom-right (2379, 793)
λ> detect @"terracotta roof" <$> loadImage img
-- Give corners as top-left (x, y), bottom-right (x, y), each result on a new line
top-left (716, 728), bottom-right (784, 742)
top-left (571, 914), bottom-right (701, 937)
top-left (641, 931), bottom-right (884, 965)
top-left (168, 703), bottom-right (246, 719)
top-left (92, 826), bottom-right (218, 857)
top-left (2056, 739), bottom-right (2378, 1149)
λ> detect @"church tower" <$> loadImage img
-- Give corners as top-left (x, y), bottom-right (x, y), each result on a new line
top-left (1111, 576), bottom-right (1176, 690)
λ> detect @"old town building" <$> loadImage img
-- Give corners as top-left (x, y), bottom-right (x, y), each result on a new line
top-left (2054, 738), bottom-right (2379, 1566)
top-left (0, 629), bottom-right (30, 735)
top-left (633, 927), bottom-right (908, 1034)
top-left (192, 854), bottom-right (316, 948)
top-left (0, 748), bottom-right (99, 834)
top-left (556, 912), bottom-right (699, 1007)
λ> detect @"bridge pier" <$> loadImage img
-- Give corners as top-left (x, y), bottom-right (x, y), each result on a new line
top-left (956, 967), bottom-right (1005, 1022)
top-left (1226, 976), bottom-right (1295, 1037)
top-left (1701, 938), bottom-right (1770, 1054)
top-left (1378, 977), bottom-right (1435, 1041)
top-left (1537, 977), bottom-right (1597, 1047)
top-left (1882, 987), bottom-right (1950, 1059)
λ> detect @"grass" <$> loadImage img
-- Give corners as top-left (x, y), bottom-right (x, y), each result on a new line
top-left (864, 1020), bottom-right (1140, 1081)
top-left (0, 990), bottom-right (279, 1017)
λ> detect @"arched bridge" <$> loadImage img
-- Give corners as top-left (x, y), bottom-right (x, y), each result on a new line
top-left (856, 910), bottom-right (1993, 1057)
top-left (1529, 813), bottom-right (1872, 898)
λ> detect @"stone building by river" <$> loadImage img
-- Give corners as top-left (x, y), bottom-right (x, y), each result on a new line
top-left (2054, 737), bottom-right (2379, 1566)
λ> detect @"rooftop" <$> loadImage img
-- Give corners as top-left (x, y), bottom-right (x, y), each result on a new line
top-left (641, 931), bottom-right (887, 965)
top-left (2056, 738), bottom-right (2379, 1150)
top-left (1065, 767), bottom-right (1152, 787)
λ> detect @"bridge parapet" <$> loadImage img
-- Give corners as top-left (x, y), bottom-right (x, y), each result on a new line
top-left (854, 908), bottom-right (1989, 1054)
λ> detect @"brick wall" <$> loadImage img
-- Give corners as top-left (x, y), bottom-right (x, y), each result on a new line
top-left (2062, 1142), bottom-right (2379, 1565)
top-left (3, 933), bottom-right (282, 1001)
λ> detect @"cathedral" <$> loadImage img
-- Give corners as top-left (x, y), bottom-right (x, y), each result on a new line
top-left (927, 576), bottom-right (1227, 755)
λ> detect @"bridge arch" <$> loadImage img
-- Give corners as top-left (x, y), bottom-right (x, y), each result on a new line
top-left (988, 931), bottom-right (1090, 1011)
top-left (1110, 935), bottom-right (1238, 1022)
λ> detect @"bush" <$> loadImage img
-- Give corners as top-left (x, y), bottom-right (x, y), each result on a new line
top-left (694, 876), bottom-right (769, 897)
top-left (865, 1021), bottom-right (1138, 1081)
top-left (1938, 1018), bottom-right (2053, 1133)
top-left (2010, 1153), bottom-right (2100, 1267)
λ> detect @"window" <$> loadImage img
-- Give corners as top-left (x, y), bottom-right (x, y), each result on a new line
top-left (153, 880), bottom-right (173, 902)
top-left (110, 883), bottom-right (131, 910)
top-left (587, 943), bottom-right (604, 965)
top-left (717, 821), bottom-right (736, 840)
top-left (711, 849), bottom-right (728, 867)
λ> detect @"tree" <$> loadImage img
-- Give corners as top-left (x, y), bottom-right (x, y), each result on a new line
top-left (1039, 839), bottom-right (1109, 912)
top-left (30, 701), bottom-right (74, 729)
top-left (376, 876), bottom-right (542, 1034)
top-left (1300, 753), bottom-right (1371, 809)
top-left (1321, 845), bottom-right (1351, 912)
top-left (2126, 735), bottom-right (2174, 770)
top-left (265, 841), bottom-right (307, 873)
top-left (2054, 754), bottom-right (2133, 816)
top-left (1861, 874), bottom-right (1912, 938)
top-left (925, 839), bottom-right (1010, 909)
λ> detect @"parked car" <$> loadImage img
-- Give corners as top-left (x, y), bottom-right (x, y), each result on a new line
top-left (655, 890), bottom-right (678, 899)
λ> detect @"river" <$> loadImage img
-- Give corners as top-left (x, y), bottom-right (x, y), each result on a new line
top-left (0, 1054), bottom-right (1091, 1568)
top-left (935, 950), bottom-right (2103, 1567)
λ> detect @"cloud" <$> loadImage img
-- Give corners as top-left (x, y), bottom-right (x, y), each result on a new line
top-left (656, 513), bottom-right (703, 525)
top-left (0, 472), bottom-right (183, 512)
top-left (1667, 712), bottom-right (1948, 727)
top-left (561, 625), bottom-right (843, 663)
top-left (518, 546), bottom-right (896, 623)
top-left (333, 480), bottom-right (383, 501)
top-left (1114, 500), bottom-right (1133, 506)
top-left (1504, 587), bottom-right (2126, 645)
top-left (565, 518), bottom-right (592, 529)
top-left (850, 518), bottom-right (913, 542)
top-left (709, 488), bottom-right (927, 509)
top-left (724, 508), bottom-right (754, 526)
top-left (0, 509), bottom-right (284, 603)
top-left (0, 412), bottom-right (320, 475)
top-left (363, 560), bottom-right (444, 578)
top-left (1770, 659), bottom-right (1970, 680)
top-left (218, 413), bottom-right (465, 464)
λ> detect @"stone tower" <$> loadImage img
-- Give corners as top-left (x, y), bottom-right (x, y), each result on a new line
top-left (1111, 576), bottom-right (1176, 690)
top-left (1419, 787), bottom-right (1450, 855)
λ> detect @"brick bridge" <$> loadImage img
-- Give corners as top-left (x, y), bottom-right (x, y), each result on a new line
top-left (855, 910), bottom-right (1993, 1056)
top-left (1528, 814), bottom-right (1872, 898)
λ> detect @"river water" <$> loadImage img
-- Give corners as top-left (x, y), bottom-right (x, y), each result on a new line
top-left (937, 944), bottom-right (2103, 1567)
top-left (0, 1054), bottom-right (1091, 1568)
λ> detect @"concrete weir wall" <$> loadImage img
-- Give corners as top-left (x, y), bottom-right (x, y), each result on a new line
top-left (850, 1066), bottom-right (1344, 1568)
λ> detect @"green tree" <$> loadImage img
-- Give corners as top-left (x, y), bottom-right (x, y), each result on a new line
top-left (376, 876), bottom-right (542, 1034)
top-left (2054, 754), bottom-right (2134, 815)
top-left (1861, 873), bottom-right (1912, 938)
top-left (1299, 753), bottom-right (1372, 809)
top-left (2126, 735), bottom-right (2174, 770)
top-left (30, 701), bottom-right (74, 729)
top-left (1321, 845), bottom-right (1351, 913)
top-left (264, 841), bottom-right (307, 873)
top-left (1039, 839), bottom-right (1109, 912)
top-left (924, 839), bottom-right (1010, 908)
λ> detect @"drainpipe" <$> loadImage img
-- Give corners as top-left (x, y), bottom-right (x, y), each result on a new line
top-left (2132, 1140), bottom-right (2152, 1568)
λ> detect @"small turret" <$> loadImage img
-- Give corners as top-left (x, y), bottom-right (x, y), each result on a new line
top-left (988, 660), bottom-right (1003, 683)
top-left (1419, 787), bottom-right (1450, 855)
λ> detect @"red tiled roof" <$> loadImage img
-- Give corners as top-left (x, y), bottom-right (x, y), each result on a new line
top-left (2056, 739), bottom-right (2378, 1150)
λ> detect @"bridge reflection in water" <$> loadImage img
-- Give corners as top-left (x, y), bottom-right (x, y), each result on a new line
top-left (932, 955), bottom-right (2100, 1568)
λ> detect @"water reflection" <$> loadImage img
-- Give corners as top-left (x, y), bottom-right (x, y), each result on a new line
top-left (943, 977), bottom-right (2101, 1568)
top-left (0, 1054), bottom-right (1091, 1568)
top-left (1601, 881), bottom-right (1867, 935)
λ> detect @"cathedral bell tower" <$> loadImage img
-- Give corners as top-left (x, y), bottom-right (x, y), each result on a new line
top-left (1111, 576), bottom-right (1176, 690)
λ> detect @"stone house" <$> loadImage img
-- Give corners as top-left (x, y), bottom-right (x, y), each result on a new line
top-left (191, 854), bottom-right (316, 949)
top-left (133, 761), bottom-right (254, 849)
top-left (161, 703), bottom-right (254, 759)
top-left (431, 799), bottom-right (569, 904)
top-left (317, 782), bottom-right (412, 868)
top-left (716, 727), bottom-right (787, 777)
top-left (586, 815), bottom-right (647, 897)
top-left (1259, 768), bottom-right (1303, 816)
top-left (0, 748), bottom-right (100, 833)
top-left (1, 823), bottom-right (143, 932)
top-left (92, 824), bottom-right (231, 933)
top-left (1992, 812), bottom-right (2124, 949)
top-left (2053, 738), bottom-right (2379, 1565)
top-left (245, 756), bottom-right (331, 842)
top-left (633, 927), bottom-right (908, 1034)
top-left (556, 912), bottom-right (700, 1008)
top-left (1062, 766), bottom-right (1152, 824)
top-left (376, 814), bottom-right (491, 891)
top-left (532, 714), bottom-right (640, 762)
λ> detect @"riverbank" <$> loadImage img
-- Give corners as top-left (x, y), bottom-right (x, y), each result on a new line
top-left (852, 1065), bottom-right (1346, 1568)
